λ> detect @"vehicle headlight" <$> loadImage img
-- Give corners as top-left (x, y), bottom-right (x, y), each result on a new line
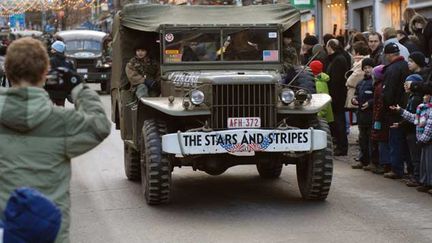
top-left (295, 89), bottom-right (309, 104)
top-left (190, 90), bottom-right (205, 105)
top-left (280, 89), bottom-right (295, 104)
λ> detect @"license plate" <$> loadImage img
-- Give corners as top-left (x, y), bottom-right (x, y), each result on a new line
top-left (77, 68), bottom-right (88, 73)
top-left (227, 117), bottom-right (261, 128)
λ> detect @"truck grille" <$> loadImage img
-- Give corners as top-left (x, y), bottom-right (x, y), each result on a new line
top-left (75, 59), bottom-right (95, 70)
top-left (211, 84), bottom-right (276, 129)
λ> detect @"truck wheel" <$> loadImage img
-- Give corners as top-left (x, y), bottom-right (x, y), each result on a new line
top-left (124, 143), bottom-right (141, 181)
top-left (141, 120), bottom-right (171, 205)
top-left (296, 118), bottom-right (333, 200)
top-left (256, 161), bottom-right (283, 179)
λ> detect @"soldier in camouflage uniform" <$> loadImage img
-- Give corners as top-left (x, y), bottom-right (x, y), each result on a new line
top-left (125, 47), bottom-right (160, 98)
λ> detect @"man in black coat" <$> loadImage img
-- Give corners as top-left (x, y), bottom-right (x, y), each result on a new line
top-left (382, 43), bottom-right (410, 179)
top-left (46, 40), bottom-right (76, 106)
top-left (326, 39), bottom-right (349, 156)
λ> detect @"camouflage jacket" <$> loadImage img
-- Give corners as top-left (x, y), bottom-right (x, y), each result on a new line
top-left (125, 56), bottom-right (159, 87)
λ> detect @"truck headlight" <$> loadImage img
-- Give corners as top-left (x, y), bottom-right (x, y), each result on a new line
top-left (190, 90), bottom-right (205, 105)
top-left (280, 89), bottom-right (295, 104)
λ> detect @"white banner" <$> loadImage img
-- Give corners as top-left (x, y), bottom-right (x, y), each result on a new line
top-left (162, 129), bottom-right (327, 156)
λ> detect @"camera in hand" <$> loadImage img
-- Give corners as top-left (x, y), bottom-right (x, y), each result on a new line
top-left (45, 67), bottom-right (81, 97)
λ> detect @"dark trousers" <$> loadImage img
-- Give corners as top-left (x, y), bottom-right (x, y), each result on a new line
top-left (389, 127), bottom-right (405, 176)
top-left (406, 132), bottom-right (421, 182)
top-left (331, 111), bottom-right (348, 153)
top-left (359, 125), bottom-right (372, 165)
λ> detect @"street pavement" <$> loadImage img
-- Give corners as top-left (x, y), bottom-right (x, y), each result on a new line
top-left (70, 93), bottom-right (432, 243)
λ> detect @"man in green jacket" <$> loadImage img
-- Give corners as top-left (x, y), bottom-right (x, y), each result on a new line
top-left (0, 38), bottom-right (111, 242)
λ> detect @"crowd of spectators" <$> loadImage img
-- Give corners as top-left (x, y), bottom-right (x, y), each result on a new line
top-left (291, 8), bottom-right (432, 196)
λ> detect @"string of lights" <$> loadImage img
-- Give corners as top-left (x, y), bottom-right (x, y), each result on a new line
top-left (0, 0), bottom-right (96, 16)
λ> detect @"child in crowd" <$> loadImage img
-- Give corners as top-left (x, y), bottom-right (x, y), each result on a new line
top-left (309, 60), bottom-right (334, 124)
top-left (400, 74), bottom-right (424, 187)
top-left (391, 94), bottom-right (432, 195)
top-left (351, 58), bottom-right (375, 169)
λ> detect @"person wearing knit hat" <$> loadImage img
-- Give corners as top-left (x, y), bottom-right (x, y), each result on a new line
top-left (301, 35), bottom-right (318, 65)
top-left (309, 60), bottom-right (334, 124)
top-left (371, 64), bottom-right (392, 174)
top-left (401, 74), bottom-right (424, 187)
top-left (309, 60), bottom-right (323, 76)
top-left (408, 51), bottom-right (427, 73)
top-left (351, 57), bottom-right (375, 169)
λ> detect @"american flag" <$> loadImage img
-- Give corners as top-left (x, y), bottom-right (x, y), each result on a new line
top-left (220, 135), bottom-right (272, 152)
top-left (221, 143), bottom-right (245, 152)
top-left (263, 50), bottom-right (279, 61)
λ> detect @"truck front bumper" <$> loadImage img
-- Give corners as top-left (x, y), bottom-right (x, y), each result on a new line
top-left (162, 128), bottom-right (327, 157)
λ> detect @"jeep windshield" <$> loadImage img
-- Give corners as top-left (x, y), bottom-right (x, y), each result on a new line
top-left (163, 28), bottom-right (280, 63)
top-left (65, 40), bottom-right (101, 54)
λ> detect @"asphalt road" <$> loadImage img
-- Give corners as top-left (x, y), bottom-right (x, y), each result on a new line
top-left (70, 93), bottom-right (432, 243)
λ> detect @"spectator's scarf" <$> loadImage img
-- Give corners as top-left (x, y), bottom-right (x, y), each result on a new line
top-left (415, 102), bottom-right (432, 134)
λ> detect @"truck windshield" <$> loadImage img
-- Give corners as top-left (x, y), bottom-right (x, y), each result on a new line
top-left (163, 28), bottom-right (279, 63)
top-left (65, 40), bottom-right (101, 53)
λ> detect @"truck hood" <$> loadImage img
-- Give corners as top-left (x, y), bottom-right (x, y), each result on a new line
top-left (164, 70), bottom-right (281, 86)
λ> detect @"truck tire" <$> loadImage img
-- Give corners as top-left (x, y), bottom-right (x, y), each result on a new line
top-left (124, 143), bottom-right (141, 181)
top-left (256, 161), bottom-right (283, 179)
top-left (296, 118), bottom-right (333, 200)
top-left (141, 119), bottom-right (171, 205)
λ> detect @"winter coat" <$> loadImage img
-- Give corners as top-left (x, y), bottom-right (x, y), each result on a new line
top-left (354, 76), bottom-right (374, 126)
top-left (282, 65), bottom-right (316, 94)
top-left (401, 91), bottom-right (424, 134)
top-left (399, 36), bottom-right (421, 53)
top-left (370, 45), bottom-right (383, 66)
top-left (125, 56), bottom-right (159, 87)
top-left (0, 84), bottom-right (111, 243)
top-left (371, 78), bottom-right (389, 142)
top-left (382, 56), bottom-right (410, 124)
top-left (314, 72), bottom-right (334, 123)
top-left (326, 51), bottom-right (349, 113)
top-left (47, 53), bottom-right (76, 100)
top-left (383, 38), bottom-right (410, 62)
top-left (409, 14), bottom-right (432, 58)
top-left (345, 55), bottom-right (367, 109)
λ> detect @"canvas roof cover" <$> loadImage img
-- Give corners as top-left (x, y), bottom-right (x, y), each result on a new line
top-left (120, 3), bottom-right (300, 32)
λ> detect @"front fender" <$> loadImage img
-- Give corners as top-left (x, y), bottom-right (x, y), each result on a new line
top-left (139, 97), bottom-right (210, 116)
top-left (277, 94), bottom-right (332, 114)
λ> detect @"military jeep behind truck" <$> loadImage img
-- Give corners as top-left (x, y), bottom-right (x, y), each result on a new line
top-left (111, 3), bottom-right (333, 205)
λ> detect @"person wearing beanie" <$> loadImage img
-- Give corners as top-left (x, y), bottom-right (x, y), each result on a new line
top-left (398, 74), bottom-right (425, 187)
top-left (351, 58), bottom-right (375, 169)
top-left (309, 60), bottom-right (334, 124)
top-left (0, 188), bottom-right (62, 243)
top-left (301, 35), bottom-right (318, 65)
top-left (371, 65), bottom-right (392, 174)
top-left (47, 40), bottom-right (75, 106)
top-left (382, 41), bottom-right (410, 179)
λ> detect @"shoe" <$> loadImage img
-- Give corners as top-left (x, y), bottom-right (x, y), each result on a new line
top-left (354, 157), bottom-right (360, 162)
top-left (383, 171), bottom-right (402, 179)
top-left (406, 180), bottom-right (420, 187)
top-left (383, 165), bottom-right (392, 173)
top-left (372, 166), bottom-right (385, 174)
top-left (363, 164), bottom-right (375, 171)
top-left (334, 149), bottom-right (347, 156)
top-left (351, 162), bottom-right (363, 169)
top-left (428, 189), bottom-right (432, 195)
top-left (416, 185), bottom-right (431, 193)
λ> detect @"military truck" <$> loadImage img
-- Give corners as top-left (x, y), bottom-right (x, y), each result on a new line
top-left (111, 3), bottom-right (333, 205)
top-left (57, 30), bottom-right (111, 93)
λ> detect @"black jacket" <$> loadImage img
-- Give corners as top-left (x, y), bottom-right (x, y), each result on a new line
top-left (283, 65), bottom-right (316, 94)
top-left (326, 51), bottom-right (349, 112)
top-left (399, 36), bottom-right (421, 53)
top-left (370, 45), bottom-right (383, 66)
top-left (355, 76), bottom-right (374, 126)
top-left (382, 56), bottom-right (410, 123)
top-left (50, 53), bottom-right (75, 71)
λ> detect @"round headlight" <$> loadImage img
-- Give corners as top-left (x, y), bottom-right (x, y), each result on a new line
top-left (190, 90), bottom-right (205, 105)
top-left (280, 89), bottom-right (295, 104)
